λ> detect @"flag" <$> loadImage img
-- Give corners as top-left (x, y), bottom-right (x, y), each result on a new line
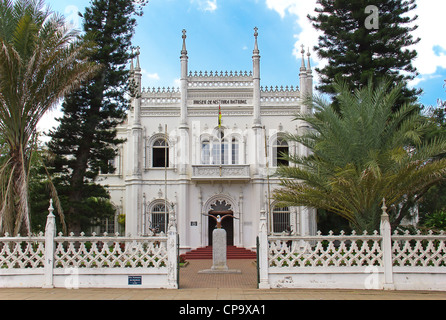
top-left (218, 104), bottom-right (222, 128)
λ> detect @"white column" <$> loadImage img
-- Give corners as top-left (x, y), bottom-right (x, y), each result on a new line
top-left (167, 205), bottom-right (178, 289)
top-left (252, 27), bottom-right (261, 128)
top-left (43, 200), bottom-right (55, 288)
top-left (180, 29), bottom-right (189, 127)
top-left (258, 210), bottom-right (270, 289)
top-left (380, 199), bottom-right (395, 290)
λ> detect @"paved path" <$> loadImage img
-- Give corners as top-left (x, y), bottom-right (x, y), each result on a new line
top-left (180, 259), bottom-right (258, 289)
top-left (0, 287), bottom-right (445, 300)
top-left (0, 259), bottom-right (445, 300)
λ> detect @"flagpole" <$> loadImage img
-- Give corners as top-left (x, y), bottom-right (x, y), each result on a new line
top-left (219, 101), bottom-right (222, 176)
top-left (264, 126), bottom-right (271, 233)
top-left (165, 124), bottom-right (168, 231)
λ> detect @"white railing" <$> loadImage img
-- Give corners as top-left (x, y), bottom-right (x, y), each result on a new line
top-left (191, 165), bottom-right (251, 182)
top-left (0, 201), bottom-right (178, 289)
top-left (53, 234), bottom-right (168, 269)
top-left (268, 231), bottom-right (383, 269)
top-left (258, 207), bottom-right (446, 291)
top-left (0, 234), bottom-right (45, 269)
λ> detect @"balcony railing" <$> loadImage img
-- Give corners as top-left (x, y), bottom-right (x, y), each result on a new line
top-left (191, 165), bottom-right (251, 182)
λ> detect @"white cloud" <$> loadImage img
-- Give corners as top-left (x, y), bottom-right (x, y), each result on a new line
top-left (191, 0), bottom-right (218, 12)
top-left (173, 78), bottom-right (181, 88)
top-left (142, 69), bottom-right (160, 81)
top-left (265, 0), bottom-right (446, 83)
top-left (37, 104), bottom-right (63, 142)
top-left (410, 1), bottom-right (446, 76)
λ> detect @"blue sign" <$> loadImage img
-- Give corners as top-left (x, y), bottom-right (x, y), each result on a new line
top-left (128, 276), bottom-right (142, 285)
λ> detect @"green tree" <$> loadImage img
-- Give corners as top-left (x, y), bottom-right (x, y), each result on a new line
top-left (0, 0), bottom-right (97, 236)
top-left (47, 0), bottom-right (146, 234)
top-left (417, 80), bottom-right (446, 226)
top-left (274, 79), bottom-right (446, 232)
top-left (309, 0), bottom-right (421, 106)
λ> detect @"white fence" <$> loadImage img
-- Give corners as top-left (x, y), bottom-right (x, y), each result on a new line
top-left (0, 201), bottom-right (178, 289)
top-left (258, 208), bottom-right (446, 291)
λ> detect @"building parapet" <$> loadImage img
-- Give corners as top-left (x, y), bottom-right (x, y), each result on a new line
top-left (191, 165), bottom-right (251, 182)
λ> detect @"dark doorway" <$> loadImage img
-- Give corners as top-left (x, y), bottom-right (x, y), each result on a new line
top-left (208, 210), bottom-right (234, 246)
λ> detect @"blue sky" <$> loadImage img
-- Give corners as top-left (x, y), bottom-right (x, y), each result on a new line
top-left (40, 0), bottom-right (446, 131)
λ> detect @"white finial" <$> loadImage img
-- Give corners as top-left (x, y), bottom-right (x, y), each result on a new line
top-left (307, 47), bottom-right (312, 72)
top-left (48, 199), bottom-right (54, 217)
top-left (253, 27), bottom-right (259, 55)
top-left (300, 45), bottom-right (306, 70)
top-left (381, 198), bottom-right (388, 217)
top-left (181, 29), bottom-right (187, 56)
top-left (135, 46), bottom-right (141, 71)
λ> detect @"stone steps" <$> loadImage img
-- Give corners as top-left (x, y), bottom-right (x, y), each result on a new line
top-left (181, 246), bottom-right (257, 260)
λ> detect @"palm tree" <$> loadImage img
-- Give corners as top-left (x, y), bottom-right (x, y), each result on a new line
top-left (0, 0), bottom-right (98, 236)
top-left (274, 79), bottom-right (446, 232)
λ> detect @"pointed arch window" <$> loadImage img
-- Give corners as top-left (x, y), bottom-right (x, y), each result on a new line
top-left (201, 139), bottom-right (211, 164)
top-left (232, 138), bottom-right (239, 165)
top-left (212, 130), bottom-right (229, 165)
top-left (149, 203), bottom-right (169, 233)
top-left (152, 138), bottom-right (169, 168)
top-left (273, 137), bottom-right (289, 167)
top-left (201, 130), bottom-right (240, 165)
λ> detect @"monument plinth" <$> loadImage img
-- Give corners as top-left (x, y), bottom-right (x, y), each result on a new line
top-left (211, 228), bottom-right (229, 271)
top-left (198, 225), bottom-right (241, 274)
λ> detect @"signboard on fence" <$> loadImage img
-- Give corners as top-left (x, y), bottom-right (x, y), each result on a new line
top-left (128, 276), bottom-right (142, 285)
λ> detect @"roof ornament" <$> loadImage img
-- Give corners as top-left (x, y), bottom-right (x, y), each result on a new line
top-left (300, 44), bottom-right (306, 71)
top-left (135, 46), bottom-right (141, 71)
top-left (307, 47), bottom-right (312, 72)
top-left (181, 29), bottom-right (187, 56)
top-left (253, 27), bottom-right (259, 55)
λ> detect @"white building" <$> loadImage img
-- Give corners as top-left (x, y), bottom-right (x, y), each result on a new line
top-left (99, 28), bottom-right (316, 253)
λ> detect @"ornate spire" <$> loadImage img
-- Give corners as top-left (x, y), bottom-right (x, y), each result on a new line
top-left (300, 44), bottom-right (306, 71)
top-left (253, 27), bottom-right (259, 56)
top-left (135, 46), bottom-right (141, 71)
top-left (181, 29), bottom-right (188, 57)
top-left (306, 47), bottom-right (312, 73)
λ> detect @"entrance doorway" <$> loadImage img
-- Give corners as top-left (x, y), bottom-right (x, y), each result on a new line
top-left (208, 210), bottom-right (234, 246)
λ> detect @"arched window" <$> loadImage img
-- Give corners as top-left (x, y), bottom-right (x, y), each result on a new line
top-left (152, 138), bottom-right (169, 168)
top-left (201, 139), bottom-right (210, 164)
top-left (201, 130), bottom-right (238, 165)
top-left (272, 206), bottom-right (291, 234)
top-left (149, 203), bottom-right (169, 233)
top-left (231, 138), bottom-right (239, 165)
top-left (273, 137), bottom-right (289, 167)
top-left (212, 130), bottom-right (229, 165)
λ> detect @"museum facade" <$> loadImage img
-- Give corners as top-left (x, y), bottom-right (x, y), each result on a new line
top-left (99, 28), bottom-right (316, 253)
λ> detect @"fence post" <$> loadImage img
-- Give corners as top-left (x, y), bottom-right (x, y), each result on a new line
top-left (43, 199), bottom-right (56, 288)
top-left (380, 199), bottom-right (395, 290)
top-left (258, 209), bottom-right (270, 289)
top-left (167, 204), bottom-right (178, 289)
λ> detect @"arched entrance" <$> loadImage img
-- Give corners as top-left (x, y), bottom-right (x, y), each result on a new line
top-left (207, 199), bottom-right (234, 246)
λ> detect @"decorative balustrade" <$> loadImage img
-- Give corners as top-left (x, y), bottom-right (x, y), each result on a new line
top-left (391, 230), bottom-right (446, 267)
top-left (0, 234), bottom-right (45, 269)
top-left (191, 165), bottom-right (251, 182)
top-left (261, 85), bottom-right (298, 93)
top-left (0, 200), bottom-right (178, 289)
top-left (257, 205), bottom-right (446, 290)
top-left (268, 231), bottom-right (383, 269)
top-left (53, 233), bottom-right (169, 269)
top-left (188, 70), bottom-right (253, 78)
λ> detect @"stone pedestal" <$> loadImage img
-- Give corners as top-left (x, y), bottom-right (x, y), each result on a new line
top-left (198, 228), bottom-right (241, 274)
top-left (211, 228), bottom-right (228, 271)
